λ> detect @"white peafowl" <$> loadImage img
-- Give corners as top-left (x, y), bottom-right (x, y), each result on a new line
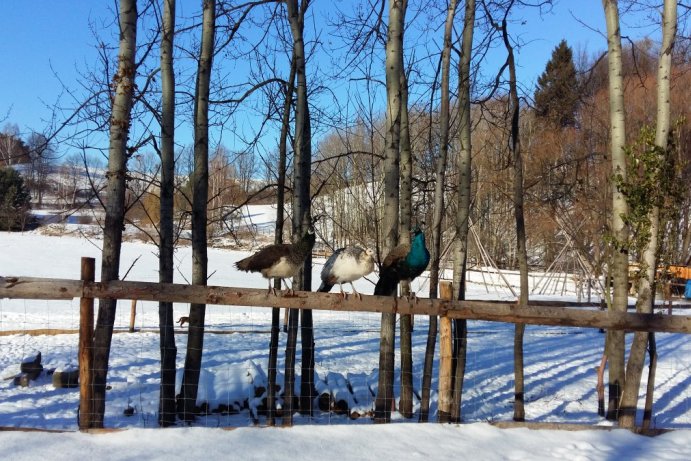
top-left (317, 246), bottom-right (375, 300)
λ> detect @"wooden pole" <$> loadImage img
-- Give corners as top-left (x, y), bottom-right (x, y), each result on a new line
top-left (438, 281), bottom-right (453, 422)
top-left (129, 299), bottom-right (137, 332)
top-left (78, 257), bottom-right (95, 430)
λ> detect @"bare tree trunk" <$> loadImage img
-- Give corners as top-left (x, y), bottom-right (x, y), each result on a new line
top-left (421, 0), bottom-right (458, 423)
top-left (267, 54), bottom-right (296, 427)
top-left (603, 0), bottom-right (629, 421)
top-left (90, 0), bottom-right (137, 429)
top-left (158, 0), bottom-right (177, 428)
top-left (429, 0), bottom-right (457, 309)
top-left (500, 17), bottom-right (529, 422)
top-left (374, 0), bottom-right (407, 424)
top-left (419, 313), bottom-right (437, 422)
top-left (180, 0), bottom-right (215, 422)
top-left (284, 0), bottom-right (314, 425)
top-left (619, 0), bottom-right (677, 429)
top-left (398, 70), bottom-right (414, 419)
top-left (642, 332), bottom-right (657, 431)
top-left (450, 0), bottom-right (475, 423)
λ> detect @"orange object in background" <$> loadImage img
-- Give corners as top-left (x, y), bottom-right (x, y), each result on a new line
top-left (668, 265), bottom-right (691, 280)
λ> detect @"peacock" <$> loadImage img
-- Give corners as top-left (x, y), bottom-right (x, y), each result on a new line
top-left (318, 246), bottom-right (375, 299)
top-left (374, 226), bottom-right (430, 297)
top-left (235, 226), bottom-right (316, 295)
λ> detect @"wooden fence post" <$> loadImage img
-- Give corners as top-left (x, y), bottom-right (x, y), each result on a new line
top-left (79, 257), bottom-right (95, 430)
top-left (129, 299), bottom-right (137, 332)
top-left (438, 281), bottom-right (453, 422)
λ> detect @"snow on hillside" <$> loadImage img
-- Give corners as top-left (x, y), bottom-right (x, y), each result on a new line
top-left (0, 230), bottom-right (690, 460)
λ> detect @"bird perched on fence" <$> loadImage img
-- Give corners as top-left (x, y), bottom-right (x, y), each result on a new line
top-left (234, 226), bottom-right (316, 295)
top-left (318, 246), bottom-right (375, 300)
top-left (374, 226), bottom-right (430, 297)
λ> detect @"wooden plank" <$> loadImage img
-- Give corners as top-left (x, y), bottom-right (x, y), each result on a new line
top-left (0, 276), bottom-right (82, 299)
top-left (2, 275), bottom-right (691, 334)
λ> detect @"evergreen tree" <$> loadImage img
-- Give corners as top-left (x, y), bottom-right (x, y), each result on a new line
top-left (0, 167), bottom-right (32, 231)
top-left (534, 39), bottom-right (579, 127)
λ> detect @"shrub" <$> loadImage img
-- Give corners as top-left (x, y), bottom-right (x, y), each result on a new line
top-left (0, 167), bottom-right (32, 231)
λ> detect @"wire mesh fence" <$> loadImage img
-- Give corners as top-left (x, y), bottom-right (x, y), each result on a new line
top-left (1, 294), bottom-right (689, 431)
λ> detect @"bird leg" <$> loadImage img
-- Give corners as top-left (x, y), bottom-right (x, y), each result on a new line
top-left (339, 283), bottom-right (348, 300)
top-left (267, 279), bottom-right (277, 296)
top-left (350, 282), bottom-right (362, 301)
top-left (282, 279), bottom-right (295, 296)
top-left (401, 288), bottom-right (418, 303)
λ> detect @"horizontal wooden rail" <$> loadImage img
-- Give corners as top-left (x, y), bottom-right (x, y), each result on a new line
top-left (1, 275), bottom-right (690, 334)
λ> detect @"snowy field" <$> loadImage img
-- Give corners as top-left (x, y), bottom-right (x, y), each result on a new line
top-left (1, 230), bottom-right (690, 460)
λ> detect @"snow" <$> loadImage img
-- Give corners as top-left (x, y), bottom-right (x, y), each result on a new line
top-left (1, 230), bottom-right (690, 460)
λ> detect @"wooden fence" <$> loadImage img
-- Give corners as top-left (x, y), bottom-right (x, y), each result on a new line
top-left (1, 256), bottom-right (691, 431)
top-left (2, 275), bottom-right (690, 333)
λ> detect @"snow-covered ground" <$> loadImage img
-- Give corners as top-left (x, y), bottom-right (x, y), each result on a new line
top-left (1, 230), bottom-right (690, 460)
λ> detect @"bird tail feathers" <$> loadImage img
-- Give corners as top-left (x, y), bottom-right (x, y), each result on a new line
top-left (373, 276), bottom-right (398, 296)
top-left (234, 257), bottom-right (251, 272)
top-left (317, 282), bottom-right (333, 293)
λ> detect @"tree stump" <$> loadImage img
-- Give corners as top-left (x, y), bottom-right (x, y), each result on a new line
top-left (53, 368), bottom-right (80, 388)
top-left (14, 352), bottom-right (43, 386)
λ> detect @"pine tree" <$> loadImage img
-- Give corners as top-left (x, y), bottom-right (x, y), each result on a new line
top-left (0, 167), bottom-right (31, 231)
top-left (534, 39), bottom-right (579, 127)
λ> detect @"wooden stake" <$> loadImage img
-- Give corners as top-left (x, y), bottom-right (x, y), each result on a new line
top-left (78, 257), bottom-right (95, 430)
top-left (129, 299), bottom-right (137, 333)
top-left (438, 281), bottom-right (453, 422)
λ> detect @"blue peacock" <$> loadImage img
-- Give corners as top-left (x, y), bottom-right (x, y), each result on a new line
top-left (374, 226), bottom-right (430, 296)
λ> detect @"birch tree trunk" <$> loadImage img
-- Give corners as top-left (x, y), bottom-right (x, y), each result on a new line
top-left (374, 0), bottom-right (406, 424)
top-left (284, 0), bottom-right (314, 425)
top-left (398, 70), bottom-right (413, 419)
top-left (429, 0), bottom-right (457, 306)
top-left (426, 0), bottom-right (458, 423)
top-left (602, 0), bottom-right (629, 421)
top-left (158, 0), bottom-right (177, 428)
top-left (90, 0), bottom-right (137, 429)
top-left (619, 0), bottom-right (677, 429)
top-left (451, 0), bottom-right (475, 423)
top-left (180, 0), bottom-right (215, 421)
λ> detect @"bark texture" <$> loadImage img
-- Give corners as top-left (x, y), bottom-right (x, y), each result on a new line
top-left (501, 17), bottom-right (529, 422)
top-left (450, 0), bottom-right (475, 423)
top-left (158, 0), bottom-right (177, 428)
top-left (619, 0), bottom-right (677, 429)
top-left (398, 71), bottom-right (414, 419)
top-left (284, 0), bottom-right (314, 425)
top-left (267, 54), bottom-right (296, 427)
top-left (374, 0), bottom-right (407, 424)
top-left (91, 0), bottom-right (138, 428)
top-left (602, 0), bottom-right (629, 421)
top-left (180, 0), bottom-right (215, 421)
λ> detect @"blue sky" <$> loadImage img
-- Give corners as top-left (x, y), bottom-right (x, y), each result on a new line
top-left (0, 1), bottom-right (661, 159)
